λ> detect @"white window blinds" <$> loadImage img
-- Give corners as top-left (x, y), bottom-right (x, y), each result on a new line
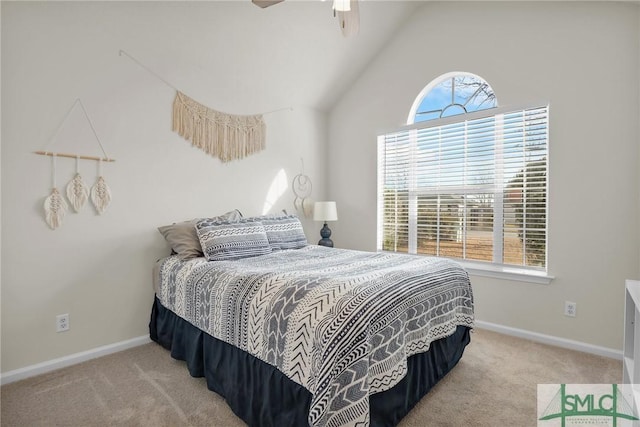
top-left (377, 105), bottom-right (549, 270)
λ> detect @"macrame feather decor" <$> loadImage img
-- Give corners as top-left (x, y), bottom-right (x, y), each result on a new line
top-left (172, 91), bottom-right (266, 163)
top-left (66, 156), bottom-right (89, 212)
top-left (45, 188), bottom-right (68, 230)
top-left (36, 98), bottom-right (115, 229)
top-left (90, 159), bottom-right (112, 215)
top-left (44, 155), bottom-right (68, 230)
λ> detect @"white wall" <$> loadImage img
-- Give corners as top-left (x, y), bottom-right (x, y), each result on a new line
top-left (1, 2), bottom-right (327, 372)
top-left (2, 1), bottom-right (638, 375)
top-left (328, 2), bottom-right (640, 350)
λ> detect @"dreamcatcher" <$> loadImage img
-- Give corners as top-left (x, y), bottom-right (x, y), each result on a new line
top-left (292, 159), bottom-right (313, 218)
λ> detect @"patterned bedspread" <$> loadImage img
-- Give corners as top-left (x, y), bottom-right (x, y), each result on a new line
top-left (156, 245), bottom-right (474, 427)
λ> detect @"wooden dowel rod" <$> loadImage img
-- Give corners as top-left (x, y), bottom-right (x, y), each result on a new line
top-left (33, 151), bottom-right (116, 162)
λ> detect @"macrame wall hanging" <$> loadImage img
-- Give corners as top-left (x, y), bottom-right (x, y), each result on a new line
top-left (119, 50), bottom-right (290, 163)
top-left (35, 98), bottom-right (115, 230)
top-left (172, 91), bottom-right (265, 163)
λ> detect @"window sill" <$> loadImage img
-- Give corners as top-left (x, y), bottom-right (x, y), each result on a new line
top-left (459, 260), bottom-right (554, 285)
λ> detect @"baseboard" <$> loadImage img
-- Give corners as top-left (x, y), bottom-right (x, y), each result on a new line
top-left (474, 320), bottom-right (623, 360)
top-left (0, 323), bottom-right (622, 385)
top-left (0, 335), bottom-right (151, 386)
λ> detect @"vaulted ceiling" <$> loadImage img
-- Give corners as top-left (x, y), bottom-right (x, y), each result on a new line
top-left (99, 0), bottom-right (423, 112)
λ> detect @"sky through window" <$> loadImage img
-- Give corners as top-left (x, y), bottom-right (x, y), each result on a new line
top-left (413, 74), bottom-right (497, 123)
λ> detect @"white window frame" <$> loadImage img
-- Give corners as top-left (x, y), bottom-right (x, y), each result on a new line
top-left (377, 103), bottom-right (553, 284)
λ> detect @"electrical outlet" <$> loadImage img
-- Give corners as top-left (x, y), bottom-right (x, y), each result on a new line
top-left (56, 313), bottom-right (70, 332)
top-left (564, 301), bottom-right (576, 317)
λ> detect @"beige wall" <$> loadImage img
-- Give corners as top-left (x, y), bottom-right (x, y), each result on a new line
top-left (2, 1), bottom-right (639, 375)
top-left (328, 2), bottom-right (640, 350)
top-left (0, 2), bottom-right (327, 372)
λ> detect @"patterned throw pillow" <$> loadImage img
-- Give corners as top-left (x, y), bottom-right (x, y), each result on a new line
top-left (257, 215), bottom-right (308, 251)
top-left (195, 219), bottom-right (272, 261)
top-left (158, 209), bottom-right (242, 259)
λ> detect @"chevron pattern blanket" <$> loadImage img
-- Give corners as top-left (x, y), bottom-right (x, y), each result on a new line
top-left (156, 245), bottom-right (474, 427)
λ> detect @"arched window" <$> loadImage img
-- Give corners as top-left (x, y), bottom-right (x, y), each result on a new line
top-left (378, 72), bottom-right (549, 279)
top-left (408, 72), bottom-right (497, 124)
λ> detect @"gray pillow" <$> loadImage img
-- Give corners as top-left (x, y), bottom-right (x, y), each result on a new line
top-left (158, 209), bottom-right (242, 259)
top-left (195, 219), bottom-right (272, 261)
top-left (258, 214), bottom-right (308, 250)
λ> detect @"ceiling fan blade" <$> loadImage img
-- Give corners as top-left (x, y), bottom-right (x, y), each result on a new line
top-left (252, 0), bottom-right (284, 8)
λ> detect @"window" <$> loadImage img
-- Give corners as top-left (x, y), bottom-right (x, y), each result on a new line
top-left (378, 73), bottom-right (548, 273)
top-left (409, 73), bottom-right (497, 123)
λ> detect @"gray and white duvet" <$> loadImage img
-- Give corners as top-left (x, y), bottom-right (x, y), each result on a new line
top-left (155, 245), bottom-right (474, 427)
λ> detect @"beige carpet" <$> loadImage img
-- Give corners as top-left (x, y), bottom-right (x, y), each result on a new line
top-left (1, 329), bottom-right (622, 427)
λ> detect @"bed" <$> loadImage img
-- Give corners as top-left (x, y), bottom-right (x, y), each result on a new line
top-left (150, 214), bottom-right (474, 427)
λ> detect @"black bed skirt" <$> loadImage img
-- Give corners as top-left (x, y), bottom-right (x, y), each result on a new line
top-left (149, 297), bottom-right (470, 427)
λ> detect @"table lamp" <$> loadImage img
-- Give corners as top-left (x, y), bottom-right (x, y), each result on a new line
top-left (313, 201), bottom-right (338, 247)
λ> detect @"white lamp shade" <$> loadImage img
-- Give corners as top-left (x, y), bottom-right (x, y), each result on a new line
top-left (313, 201), bottom-right (338, 222)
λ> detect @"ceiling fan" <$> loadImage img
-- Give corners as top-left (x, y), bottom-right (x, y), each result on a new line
top-left (251, 0), bottom-right (359, 37)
